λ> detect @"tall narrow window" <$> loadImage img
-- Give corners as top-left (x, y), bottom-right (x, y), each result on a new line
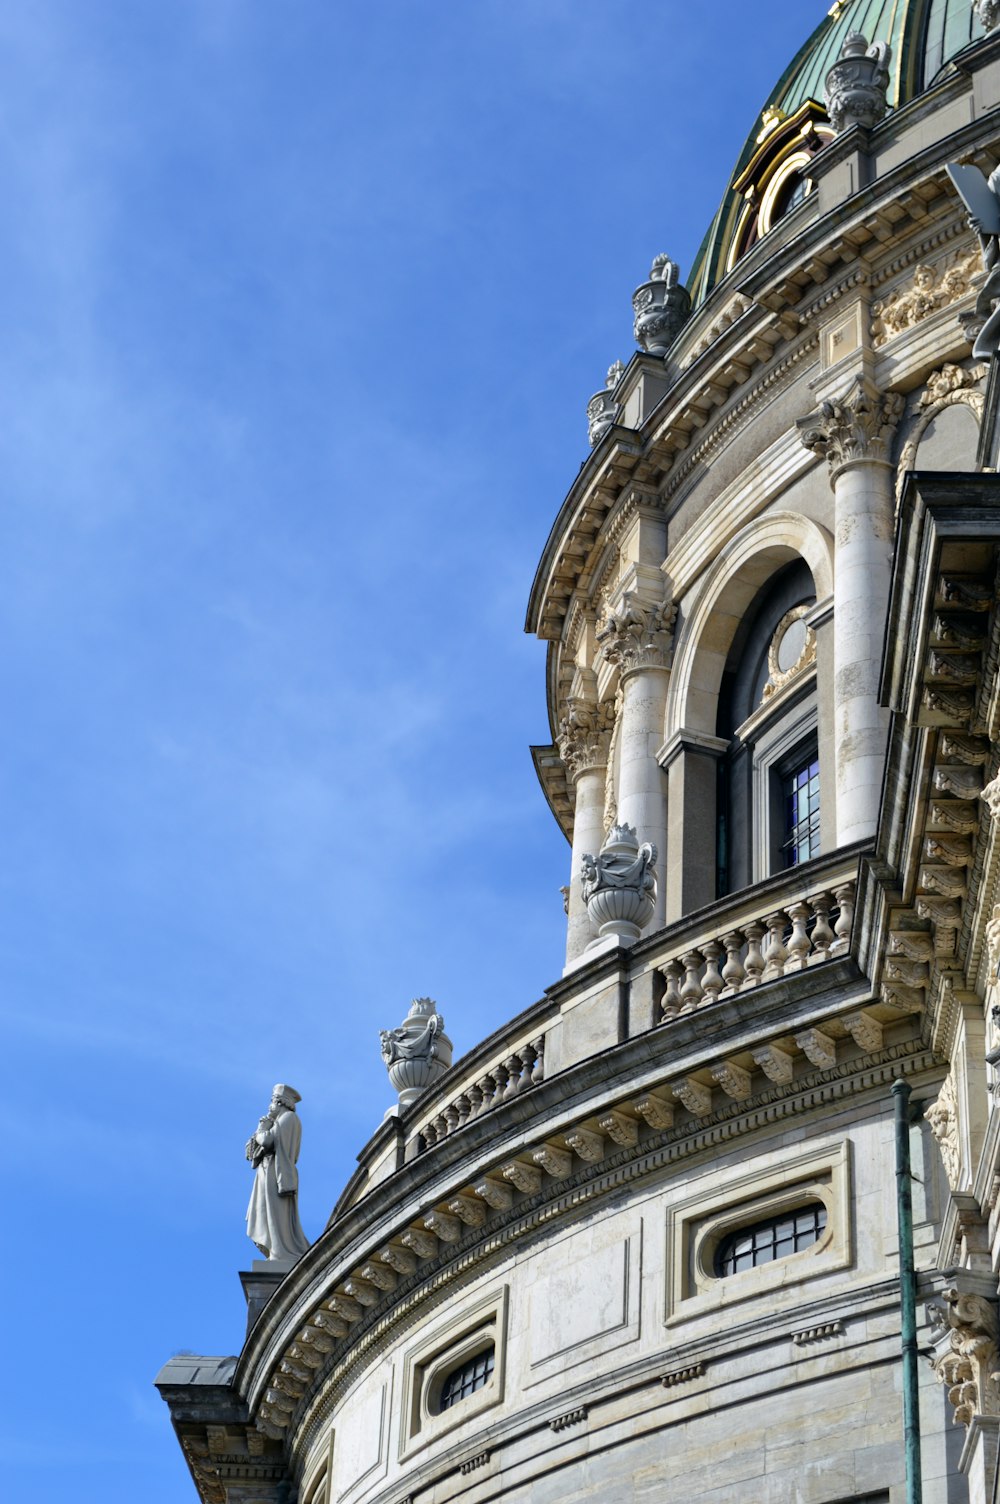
top-left (781, 752), bottom-right (820, 866)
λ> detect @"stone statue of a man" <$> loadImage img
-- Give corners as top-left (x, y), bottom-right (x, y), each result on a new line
top-left (245, 1083), bottom-right (310, 1264)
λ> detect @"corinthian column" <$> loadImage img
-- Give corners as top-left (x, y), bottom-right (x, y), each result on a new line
top-left (597, 592), bottom-right (674, 929)
top-left (798, 377), bottom-right (903, 845)
top-left (558, 700), bottom-right (614, 964)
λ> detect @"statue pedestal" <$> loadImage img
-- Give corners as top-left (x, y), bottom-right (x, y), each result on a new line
top-left (240, 1262), bottom-right (295, 1334)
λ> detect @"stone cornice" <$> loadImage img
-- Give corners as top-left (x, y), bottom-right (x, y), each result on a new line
top-left (236, 978), bottom-right (933, 1445)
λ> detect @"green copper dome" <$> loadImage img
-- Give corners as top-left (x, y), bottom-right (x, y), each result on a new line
top-left (689, 0), bottom-right (984, 303)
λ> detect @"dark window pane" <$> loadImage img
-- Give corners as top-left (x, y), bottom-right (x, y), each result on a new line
top-left (715, 1204), bottom-right (827, 1277)
top-left (438, 1346), bottom-right (496, 1412)
top-left (782, 754), bottom-right (820, 867)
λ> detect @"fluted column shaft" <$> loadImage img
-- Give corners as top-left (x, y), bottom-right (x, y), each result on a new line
top-left (558, 699), bottom-right (614, 964)
top-left (830, 455), bottom-right (894, 843)
top-left (799, 378), bottom-right (902, 847)
top-left (616, 665), bottom-right (669, 928)
top-left (565, 764), bottom-right (608, 963)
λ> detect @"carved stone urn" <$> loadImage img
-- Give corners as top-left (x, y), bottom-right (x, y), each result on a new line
top-left (379, 997), bottom-right (453, 1109)
top-left (824, 32), bottom-right (891, 133)
top-left (632, 255), bottom-right (690, 358)
top-left (581, 822), bottom-right (658, 944)
top-left (586, 360), bottom-right (625, 447)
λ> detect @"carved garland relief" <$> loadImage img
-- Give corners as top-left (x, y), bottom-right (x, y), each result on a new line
top-left (871, 249), bottom-right (981, 348)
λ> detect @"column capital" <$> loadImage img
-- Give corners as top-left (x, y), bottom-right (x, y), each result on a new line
top-left (597, 590), bottom-right (676, 678)
top-left (797, 375), bottom-right (904, 481)
top-left (557, 698), bottom-right (615, 781)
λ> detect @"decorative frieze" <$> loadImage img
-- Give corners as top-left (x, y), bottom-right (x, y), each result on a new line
top-left (460, 1451), bottom-right (491, 1476)
top-left (874, 263), bottom-right (981, 347)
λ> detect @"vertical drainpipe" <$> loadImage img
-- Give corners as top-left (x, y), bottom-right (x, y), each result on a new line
top-left (892, 1078), bottom-right (922, 1504)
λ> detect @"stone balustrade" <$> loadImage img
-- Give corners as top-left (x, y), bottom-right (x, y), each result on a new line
top-left (652, 873), bottom-right (856, 1023)
top-left (416, 1036), bottom-right (546, 1152)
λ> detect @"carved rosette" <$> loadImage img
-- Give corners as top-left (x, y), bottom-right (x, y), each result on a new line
top-left (581, 822), bottom-right (658, 943)
top-left (557, 698), bottom-right (616, 782)
top-left (925, 1074), bottom-right (961, 1188)
top-left (824, 32), bottom-right (891, 133)
top-left (597, 592), bottom-right (677, 678)
top-left (632, 255), bottom-right (691, 357)
top-left (797, 377), bottom-right (904, 480)
top-left (930, 1287), bottom-right (1000, 1427)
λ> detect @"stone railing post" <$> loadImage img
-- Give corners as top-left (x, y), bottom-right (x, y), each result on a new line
top-left (798, 378), bottom-right (903, 846)
top-left (558, 698), bottom-right (615, 964)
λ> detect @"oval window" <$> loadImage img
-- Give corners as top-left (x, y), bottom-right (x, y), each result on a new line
top-left (435, 1345), bottom-right (495, 1413)
top-left (714, 1203), bottom-right (827, 1277)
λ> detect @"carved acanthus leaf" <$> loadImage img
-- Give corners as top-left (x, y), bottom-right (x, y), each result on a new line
top-left (926, 1075), bottom-right (961, 1188)
top-left (557, 697), bottom-right (616, 780)
top-left (930, 1285), bottom-right (1000, 1426)
top-left (596, 591), bottom-right (677, 675)
top-left (798, 376), bottom-right (904, 477)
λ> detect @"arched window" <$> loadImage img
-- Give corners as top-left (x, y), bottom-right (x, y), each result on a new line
top-left (714, 1203), bottom-right (828, 1277)
top-left (716, 560), bottom-right (818, 894)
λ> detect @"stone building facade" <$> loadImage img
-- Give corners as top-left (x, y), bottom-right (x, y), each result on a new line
top-left (158, 3), bottom-right (1000, 1500)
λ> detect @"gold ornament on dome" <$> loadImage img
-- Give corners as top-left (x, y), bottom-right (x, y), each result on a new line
top-left (762, 605), bottom-right (816, 701)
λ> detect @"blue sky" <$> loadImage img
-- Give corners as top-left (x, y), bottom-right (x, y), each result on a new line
top-left (2, 2), bottom-right (827, 1497)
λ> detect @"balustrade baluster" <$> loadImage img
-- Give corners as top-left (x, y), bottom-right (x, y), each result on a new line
top-left (679, 950), bottom-right (704, 1013)
top-left (762, 912), bottom-right (788, 980)
top-left (832, 882), bottom-right (855, 954)
top-left (503, 1053), bottom-right (523, 1099)
top-left (659, 958), bottom-right (684, 1020)
top-left (701, 939), bottom-right (724, 1003)
top-left (530, 1036), bottom-right (545, 1085)
top-left (743, 922), bottom-right (765, 987)
top-left (516, 1043), bottom-right (536, 1091)
top-left (720, 930), bottom-right (745, 995)
top-left (785, 901), bottom-right (811, 971)
top-left (810, 892), bottom-right (834, 962)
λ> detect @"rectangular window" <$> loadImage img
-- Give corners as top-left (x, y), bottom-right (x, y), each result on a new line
top-left (781, 754), bottom-right (819, 867)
